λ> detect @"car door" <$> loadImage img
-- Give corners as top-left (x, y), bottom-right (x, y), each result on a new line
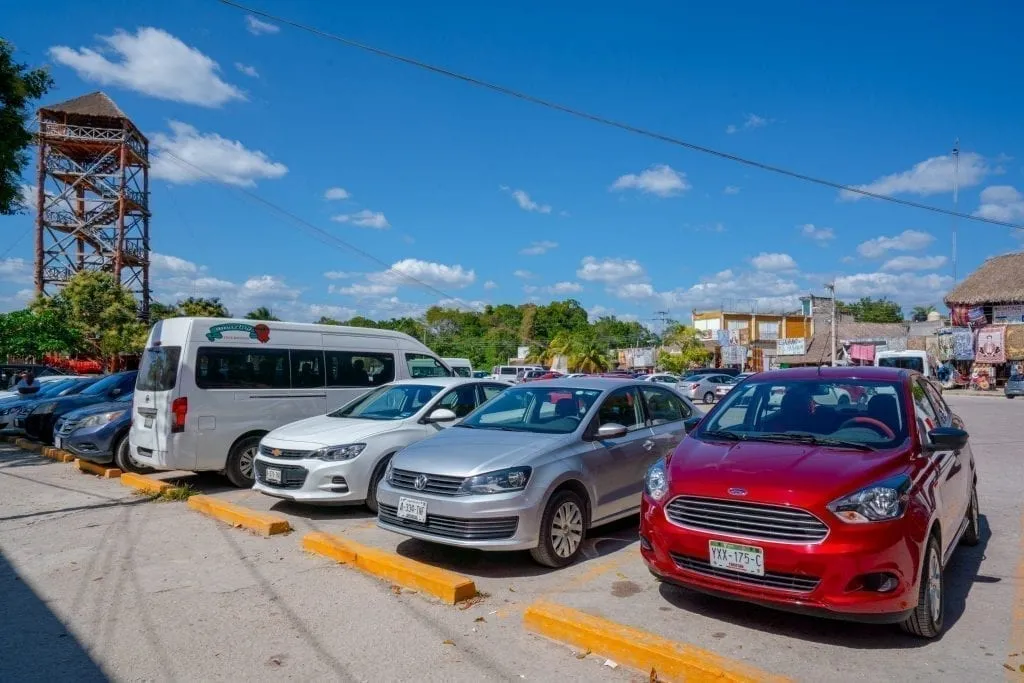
top-left (639, 385), bottom-right (691, 461)
top-left (478, 383), bottom-right (508, 406)
top-left (585, 386), bottom-right (654, 521)
top-left (430, 384), bottom-right (482, 428)
top-left (911, 379), bottom-right (965, 552)
top-left (921, 379), bottom-right (972, 543)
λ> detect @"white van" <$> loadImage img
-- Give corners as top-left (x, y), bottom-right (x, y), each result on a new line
top-left (490, 365), bottom-right (542, 383)
top-left (443, 358), bottom-right (473, 377)
top-left (875, 350), bottom-right (942, 390)
top-left (130, 317), bottom-right (452, 487)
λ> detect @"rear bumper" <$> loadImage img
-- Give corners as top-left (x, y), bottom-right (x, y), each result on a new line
top-left (129, 426), bottom-right (198, 471)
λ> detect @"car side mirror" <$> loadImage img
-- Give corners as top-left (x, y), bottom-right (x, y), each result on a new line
top-left (596, 423), bottom-right (628, 439)
top-left (683, 415), bottom-right (702, 433)
top-left (425, 408), bottom-right (458, 423)
top-left (927, 426), bottom-right (968, 451)
top-left (110, 387), bottom-right (122, 397)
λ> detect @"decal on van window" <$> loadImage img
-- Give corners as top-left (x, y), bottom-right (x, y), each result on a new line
top-left (205, 323), bottom-right (271, 343)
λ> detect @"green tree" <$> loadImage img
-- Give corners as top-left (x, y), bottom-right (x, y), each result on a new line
top-left (0, 308), bottom-right (84, 359)
top-left (0, 39), bottom-right (53, 215)
top-left (177, 297), bottom-right (231, 318)
top-left (658, 323), bottom-right (711, 372)
top-left (569, 338), bottom-right (610, 373)
top-left (315, 316), bottom-right (342, 325)
top-left (911, 305), bottom-right (937, 323)
top-left (148, 301), bottom-right (179, 323)
top-left (838, 297), bottom-right (903, 323)
top-left (33, 271), bottom-right (143, 356)
top-left (591, 316), bottom-right (657, 347)
top-left (245, 306), bottom-right (280, 321)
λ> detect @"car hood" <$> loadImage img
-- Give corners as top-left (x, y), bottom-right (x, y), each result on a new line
top-left (668, 436), bottom-right (910, 504)
top-left (62, 401), bottom-right (130, 420)
top-left (266, 414), bottom-right (407, 446)
top-left (392, 426), bottom-right (571, 477)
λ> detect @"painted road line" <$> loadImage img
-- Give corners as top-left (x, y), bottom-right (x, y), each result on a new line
top-left (119, 472), bottom-right (175, 495)
top-left (187, 494), bottom-right (291, 536)
top-left (41, 447), bottom-right (75, 463)
top-left (75, 458), bottom-right (122, 478)
top-left (302, 531), bottom-right (477, 605)
top-left (523, 600), bottom-right (790, 683)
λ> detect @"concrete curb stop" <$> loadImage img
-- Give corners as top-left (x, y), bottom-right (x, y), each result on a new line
top-left (187, 494), bottom-right (291, 536)
top-left (15, 438), bottom-right (42, 452)
top-left (41, 447), bottom-right (75, 463)
top-left (75, 458), bottom-right (122, 478)
top-left (120, 472), bottom-right (175, 495)
top-left (523, 600), bottom-right (790, 683)
top-left (302, 531), bottom-right (477, 605)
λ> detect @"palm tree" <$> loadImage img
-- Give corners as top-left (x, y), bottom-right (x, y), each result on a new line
top-left (570, 339), bottom-right (610, 373)
top-left (245, 306), bottom-right (280, 321)
top-left (911, 305), bottom-right (937, 323)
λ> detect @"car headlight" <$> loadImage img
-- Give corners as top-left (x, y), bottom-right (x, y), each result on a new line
top-left (311, 443), bottom-right (366, 462)
top-left (78, 410), bottom-right (127, 428)
top-left (457, 467), bottom-right (531, 495)
top-left (33, 402), bottom-right (58, 415)
top-left (645, 459), bottom-right (669, 502)
top-left (827, 475), bottom-right (910, 523)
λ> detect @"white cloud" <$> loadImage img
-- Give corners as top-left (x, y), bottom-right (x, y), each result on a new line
top-left (800, 223), bottom-right (835, 246)
top-left (611, 164), bottom-right (690, 197)
top-left (234, 62), bottom-right (259, 78)
top-left (622, 269), bottom-right (804, 314)
top-left (841, 152), bottom-right (989, 201)
top-left (499, 186), bottom-right (552, 214)
top-left (49, 28), bottom-right (244, 107)
top-left (835, 272), bottom-right (953, 303)
top-left (150, 121), bottom-right (287, 187)
top-left (437, 298), bottom-right (487, 311)
top-left (324, 187), bottom-right (351, 201)
top-left (519, 240), bottom-right (558, 256)
top-left (331, 283), bottom-right (398, 297)
top-left (368, 259), bottom-right (475, 289)
top-left (723, 185), bottom-right (741, 195)
top-left (881, 255), bottom-right (948, 272)
top-left (0, 258), bottom-right (32, 284)
top-left (726, 114), bottom-right (769, 134)
top-left (323, 271), bottom-right (358, 280)
top-left (857, 230), bottom-right (934, 258)
top-left (246, 15), bottom-right (280, 35)
top-left (241, 275), bottom-right (300, 299)
top-left (513, 269), bottom-right (534, 280)
top-left (617, 283), bottom-right (655, 299)
top-left (576, 256), bottom-right (647, 283)
top-left (483, 280), bottom-right (498, 290)
top-left (548, 281), bottom-right (583, 295)
top-left (974, 185), bottom-right (1024, 222)
top-left (750, 252), bottom-right (797, 271)
top-left (331, 209), bottom-right (390, 229)
top-left (151, 252), bottom-right (201, 276)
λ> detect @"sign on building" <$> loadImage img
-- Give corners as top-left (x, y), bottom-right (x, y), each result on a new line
top-left (993, 305), bottom-right (1024, 324)
top-left (777, 338), bottom-right (807, 356)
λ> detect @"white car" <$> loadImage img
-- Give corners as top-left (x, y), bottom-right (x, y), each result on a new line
top-left (252, 378), bottom-right (510, 509)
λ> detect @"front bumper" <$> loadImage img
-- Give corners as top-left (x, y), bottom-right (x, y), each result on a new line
top-left (251, 453), bottom-right (374, 504)
top-left (58, 424), bottom-right (119, 464)
top-left (639, 496), bottom-right (920, 622)
top-left (24, 413), bottom-right (57, 443)
top-left (375, 479), bottom-right (543, 551)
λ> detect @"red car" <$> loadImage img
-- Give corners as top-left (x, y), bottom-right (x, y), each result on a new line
top-left (640, 367), bottom-right (978, 638)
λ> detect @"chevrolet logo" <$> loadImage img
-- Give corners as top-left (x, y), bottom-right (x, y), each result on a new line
top-left (272, 448), bottom-right (281, 457)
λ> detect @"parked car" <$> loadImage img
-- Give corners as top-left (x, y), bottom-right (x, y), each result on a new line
top-left (0, 378), bottom-right (98, 434)
top-left (55, 393), bottom-right (150, 473)
top-left (520, 369), bottom-right (551, 383)
top-left (680, 374), bottom-right (735, 404)
top-left (1006, 372), bottom-right (1024, 399)
top-left (443, 358), bottom-right (473, 378)
top-left (524, 371), bottom-right (564, 382)
top-left (0, 374), bottom-right (78, 401)
top-left (644, 373), bottom-right (680, 384)
top-left (641, 366), bottom-right (978, 638)
top-left (683, 367), bottom-right (741, 378)
top-left (376, 377), bottom-right (701, 567)
top-left (0, 364), bottom-right (66, 390)
top-left (254, 378), bottom-right (510, 510)
top-left (472, 371), bottom-right (491, 379)
top-left (23, 371), bottom-right (137, 444)
top-left (713, 372), bottom-right (757, 400)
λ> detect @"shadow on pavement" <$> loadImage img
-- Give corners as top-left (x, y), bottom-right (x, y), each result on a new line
top-left (0, 548), bottom-right (107, 681)
top-left (0, 445), bottom-right (49, 469)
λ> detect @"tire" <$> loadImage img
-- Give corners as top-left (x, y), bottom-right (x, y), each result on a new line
top-left (961, 483), bottom-right (981, 547)
top-left (530, 490), bottom-right (587, 568)
top-left (901, 535), bottom-right (943, 638)
top-left (113, 433), bottom-right (152, 474)
top-left (225, 435), bottom-right (261, 488)
top-left (1008, 395), bottom-right (1016, 399)
top-left (703, 392), bottom-right (714, 404)
top-left (364, 455), bottom-right (392, 513)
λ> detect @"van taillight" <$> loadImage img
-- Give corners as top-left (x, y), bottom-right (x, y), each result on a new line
top-left (171, 397), bottom-right (187, 433)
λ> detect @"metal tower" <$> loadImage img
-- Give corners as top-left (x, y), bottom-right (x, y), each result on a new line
top-left (33, 91), bottom-right (151, 318)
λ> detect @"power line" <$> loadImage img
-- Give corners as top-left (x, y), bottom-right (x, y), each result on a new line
top-left (216, 0), bottom-right (1024, 231)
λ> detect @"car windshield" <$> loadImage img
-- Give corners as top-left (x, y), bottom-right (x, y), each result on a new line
top-left (458, 386), bottom-right (602, 434)
top-left (80, 374), bottom-right (125, 396)
top-left (878, 356), bottom-right (924, 373)
top-left (328, 384), bottom-right (443, 420)
top-left (699, 378), bottom-right (908, 449)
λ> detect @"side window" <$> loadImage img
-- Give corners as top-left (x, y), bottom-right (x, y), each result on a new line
top-left (325, 351), bottom-right (395, 388)
top-left (922, 382), bottom-right (951, 425)
top-left (597, 388), bottom-right (644, 431)
top-left (640, 386), bottom-right (690, 424)
top-left (912, 380), bottom-right (938, 426)
top-left (480, 383), bottom-right (506, 402)
top-left (290, 350), bottom-right (325, 389)
top-left (406, 353), bottom-right (452, 378)
top-left (436, 385), bottom-right (480, 418)
top-left (195, 347), bottom-right (290, 389)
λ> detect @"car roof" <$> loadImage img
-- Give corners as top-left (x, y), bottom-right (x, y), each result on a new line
top-left (392, 377), bottom-right (490, 387)
top-left (751, 366), bottom-right (907, 382)
top-left (523, 377), bottom-right (640, 390)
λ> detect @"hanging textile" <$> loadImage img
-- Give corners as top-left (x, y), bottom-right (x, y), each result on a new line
top-left (848, 344), bottom-right (875, 362)
top-left (952, 328), bottom-right (975, 360)
top-left (970, 364), bottom-right (995, 391)
top-left (907, 337), bottom-right (927, 351)
top-left (936, 333), bottom-right (954, 361)
top-left (924, 335), bottom-right (940, 360)
top-left (716, 329), bottom-right (730, 346)
top-left (975, 326), bottom-right (1006, 364)
top-left (1006, 325), bottom-right (1024, 361)
top-left (721, 345), bottom-right (747, 365)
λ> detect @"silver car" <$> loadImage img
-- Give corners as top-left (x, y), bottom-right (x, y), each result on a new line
top-left (375, 378), bottom-right (700, 567)
top-left (679, 373), bottom-right (734, 404)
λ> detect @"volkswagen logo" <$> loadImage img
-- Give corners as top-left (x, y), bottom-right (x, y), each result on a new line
top-left (414, 474), bottom-right (428, 491)
top-left (727, 487), bottom-right (748, 497)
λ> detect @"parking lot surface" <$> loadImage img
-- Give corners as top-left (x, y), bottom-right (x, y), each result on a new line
top-left (1, 395), bottom-right (1021, 681)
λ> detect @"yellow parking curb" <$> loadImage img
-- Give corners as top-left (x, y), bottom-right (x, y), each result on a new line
top-left (120, 472), bottom-right (175, 495)
top-left (187, 494), bottom-right (291, 536)
top-left (523, 600), bottom-right (790, 683)
top-left (41, 447), bottom-right (76, 463)
top-left (75, 458), bottom-right (122, 478)
top-left (15, 438), bottom-right (42, 452)
top-left (302, 531), bottom-right (477, 605)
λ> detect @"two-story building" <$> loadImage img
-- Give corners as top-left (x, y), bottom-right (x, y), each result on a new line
top-left (691, 309), bottom-right (813, 371)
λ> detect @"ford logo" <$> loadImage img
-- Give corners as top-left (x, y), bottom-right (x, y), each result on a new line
top-left (727, 487), bottom-right (748, 497)
top-left (414, 474), bottom-right (428, 491)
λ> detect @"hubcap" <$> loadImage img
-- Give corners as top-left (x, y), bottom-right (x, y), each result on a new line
top-left (927, 550), bottom-right (942, 623)
top-left (239, 446), bottom-right (256, 479)
top-left (550, 501), bottom-right (583, 558)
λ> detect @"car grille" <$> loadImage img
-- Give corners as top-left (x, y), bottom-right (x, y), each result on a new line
top-left (56, 419), bottom-right (80, 436)
top-left (258, 444), bottom-right (313, 460)
top-left (378, 503), bottom-right (518, 540)
top-left (664, 496), bottom-right (829, 543)
top-left (253, 460), bottom-right (307, 489)
top-left (671, 552), bottom-right (820, 593)
top-left (389, 468), bottom-right (465, 496)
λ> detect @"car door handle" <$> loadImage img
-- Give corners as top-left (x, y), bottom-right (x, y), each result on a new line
top-left (642, 440), bottom-right (655, 451)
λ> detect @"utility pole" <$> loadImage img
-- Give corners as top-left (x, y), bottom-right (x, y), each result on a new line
top-left (951, 138), bottom-right (960, 283)
top-left (825, 281), bottom-right (837, 367)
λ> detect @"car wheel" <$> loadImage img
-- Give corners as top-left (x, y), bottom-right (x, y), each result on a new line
top-left (364, 455), bottom-right (392, 514)
top-left (1008, 395), bottom-right (1016, 399)
top-left (113, 434), bottom-right (152, 474)
top-left (961, 483), bottom-right (981, 547)
top-left (702, 392), bottom-right (714, 404)
top-left (225, 436), bottom-right (260, 488)
top-left (901, 535), bottom-right (943, 638)
top-left (530, 490), bottom-right (586, 568)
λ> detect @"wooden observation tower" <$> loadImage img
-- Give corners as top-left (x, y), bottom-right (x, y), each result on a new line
top-left (33, 91), bottom-right (151, 318)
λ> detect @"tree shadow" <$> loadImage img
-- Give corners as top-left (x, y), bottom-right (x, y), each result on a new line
top-left (0, 446), bottom-right (49, 469)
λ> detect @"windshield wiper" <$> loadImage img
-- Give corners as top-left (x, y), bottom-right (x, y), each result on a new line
top-left (454, 423), bottom-right (476, 429)
top-left (701, 430), bottom-right (745, 441)
top-left (745, 432), bottom-right (875, 451)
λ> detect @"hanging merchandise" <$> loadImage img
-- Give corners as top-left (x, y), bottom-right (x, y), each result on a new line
top-left (970, 364), bottom-right (995, 391)
top-left (848, 344), bottom-right (875, 362)
top-left (716, 329), bottom-right (730, 346)
top-left (937, 362), bottom-right (960, 389)
top-left (721, 345), bottom-right (747, 365)
top-left (975, 326), bottom-right (1006, 364)
top-left (924, 335), bottom-right (940, 361)
top-left (936, 333), bottom-right (954, 361)
top-left (952, 328), bottom-right (975, 360)
top-left (1006, 325), bottom-right (1024, 361)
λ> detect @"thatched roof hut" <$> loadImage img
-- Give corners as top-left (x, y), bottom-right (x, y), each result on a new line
top-left (945, 252), bottom-right (1024, 306)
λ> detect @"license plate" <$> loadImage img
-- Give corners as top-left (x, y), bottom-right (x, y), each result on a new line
top-left (397, 496), bottom-right (427, 523)
top-left (54, 436), bottom-right (63, 450)
top-left (144, 416), bottom-right (153, 428)
top-left (709, 540), bottom-right (764, 576)
top-left (265, 467), bottom-right (282, 484)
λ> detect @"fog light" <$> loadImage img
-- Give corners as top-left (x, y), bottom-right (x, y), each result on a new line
top-left (850, 572), bottom-right (899, 593)
top-left (639, 534), bottom-right (653, 551)
top-left (329, 476), bottom-right (349, 493)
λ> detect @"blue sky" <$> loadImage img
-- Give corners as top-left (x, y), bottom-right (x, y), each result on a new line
top-left (3, 0), bottom-right (1023, 324)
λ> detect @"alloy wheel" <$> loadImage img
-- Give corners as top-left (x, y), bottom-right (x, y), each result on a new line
top-left (550, 501), bottom-right (583, 558)
top-left (239, 446), bottom-right (257, 479)
top-left (927, 549), bottom-right (942, 623)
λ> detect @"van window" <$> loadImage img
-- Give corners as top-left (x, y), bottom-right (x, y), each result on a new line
top-left (878, 355), bottom-right (924, 373)
top-left (499, 367), bottom-right (519, 375)
top-left (325, 351), bottom-right (395, 387)
top-left (451, 366), bottom-right (472, 378)
top-left (137, 346), bottom-right (181, 392)
top-left (406, 353), bottom-right (452, 378)
top-left (196, 347), bottom-right (289, 389)
top-left (291, 350), bottom-right (325, 388)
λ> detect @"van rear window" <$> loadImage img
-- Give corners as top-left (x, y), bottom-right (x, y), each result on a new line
top-left (137, 346), bottom-right (182, 392)
top-left (878, 356), bottom-right (924, 373)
